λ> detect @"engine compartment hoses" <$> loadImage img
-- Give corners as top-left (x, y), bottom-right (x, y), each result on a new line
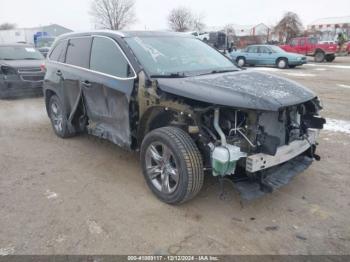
top-left (214, 108), bottom-right (227, 146)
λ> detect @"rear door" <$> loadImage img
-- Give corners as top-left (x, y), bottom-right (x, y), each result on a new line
top-left (63, 37), bottom-right (92, 118)
top-left (258, 46), bottom-right (274, 65)
top-left (82, 35), bottom-right (136, 148)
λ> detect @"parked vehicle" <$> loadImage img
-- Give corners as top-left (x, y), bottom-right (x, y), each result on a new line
top-left (230, 45), bottom-right (307, 68)
top-left (44, 31), bottom-right (325, 204)
top-left (279, 37), bottom-right (337, 62)
top-left (0, 44), bottom-right (45, 99)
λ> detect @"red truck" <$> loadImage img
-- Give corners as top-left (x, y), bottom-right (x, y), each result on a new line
top-left (280, 37), bottom-right (338, 62)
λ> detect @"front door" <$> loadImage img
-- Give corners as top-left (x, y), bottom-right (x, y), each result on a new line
top-left (82, 36), bottom-right (136, 148)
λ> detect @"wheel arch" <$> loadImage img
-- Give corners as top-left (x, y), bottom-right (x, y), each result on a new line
top-left (136, 106), bottom-right (196, 149)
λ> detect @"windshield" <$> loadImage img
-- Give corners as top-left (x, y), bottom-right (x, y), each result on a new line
top-left (0, 46), bottom-right (44, 60)
top-left (270, 46), bottom-right (286, 53)
top-left (125, 36), bottom-right (237, 76)
top-left (36, 37), bottom-right (55, 48)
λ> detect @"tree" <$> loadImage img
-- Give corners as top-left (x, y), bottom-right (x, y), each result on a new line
top-left (90, 0), bottom-right (136, 30)
top-left (0, 23), bottom-right (16, 30)
top-left (192, 14), bottom-right (205, 32)
top-left (168, 7), bottom-right (193, 32)
top-left (274, 12), bottom-right (303, 43)
top-left (168, 7), bottom-right (205, 32)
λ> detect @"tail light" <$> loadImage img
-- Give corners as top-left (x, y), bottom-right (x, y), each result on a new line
top-left (0, 65), bottom-right (17, 75)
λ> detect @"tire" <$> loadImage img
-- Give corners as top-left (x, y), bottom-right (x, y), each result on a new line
top-left (236, 57), bottom-right (246, 67)
top-left (48, 95), bottom-right (75, 138)
top-left (325, 54), bottom-right (335, 62)
top-left (314, 51), bottom-right (325, 62)
top-left (276, 58), bottom-right (288, 69)
top-left (140, 127), bottom-right (204, 205)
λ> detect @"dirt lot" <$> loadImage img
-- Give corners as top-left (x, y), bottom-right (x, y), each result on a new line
top-left (0, 57), bottom-right (350, 255)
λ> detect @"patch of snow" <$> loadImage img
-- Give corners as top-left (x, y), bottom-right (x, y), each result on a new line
top-left (324, 119), bottom-right (350, 135)
top-left (250, 67), bottom-right (279, 72)
top-left (305, 64), bottom-right (350, 69)
top-left (0, 246), bottom-right (15, 256)
top-left (337, 84), bottom-right (350, 89)
top-left (87, 220), bottom-right (103, 234)
top-left (45, 190), bottom-right (58, 199)
top-left (313, 68), bottom-right (327, 71)
top-left (282, 72), bottom-right (316, 77)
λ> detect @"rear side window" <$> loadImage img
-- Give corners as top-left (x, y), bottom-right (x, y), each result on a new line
top-left (65, 37), bottom-right (92, 68)
top-left (90, 37), bottom-right (132, 78)
top-left (247, 46), bottom-right (258, 53)
top-left (49, 40), bottom-right (67, 62)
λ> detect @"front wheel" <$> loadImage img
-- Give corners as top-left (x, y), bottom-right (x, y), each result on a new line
top-left (140, 127), bottom-right (204, 205)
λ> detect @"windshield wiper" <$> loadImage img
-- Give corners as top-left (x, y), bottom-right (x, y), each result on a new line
top-left (150, 72), bottom-right (188, 78)
top-left (199, 69), bottom-right (240, 76)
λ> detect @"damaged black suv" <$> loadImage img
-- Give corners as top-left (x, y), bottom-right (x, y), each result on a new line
top-left (44, 31), bottom-right (325, 204)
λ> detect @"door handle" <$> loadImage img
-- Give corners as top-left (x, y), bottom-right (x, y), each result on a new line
top-left (56, 70), bottom-right (62, 76)
top-left (81, 80), bottom-right (91, 88)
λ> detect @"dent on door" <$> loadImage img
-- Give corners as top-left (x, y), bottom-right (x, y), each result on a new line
top-left (81, 71), bottom-right (135, 149)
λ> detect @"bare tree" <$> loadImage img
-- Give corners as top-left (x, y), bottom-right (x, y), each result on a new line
top-left (90, 0), bottom-right (136, 30)
top-left (274, 12), bottom-right (303, 43)
top-left (0, 23), bottom-right (16, 30)
top-left (192, 13), bottom-right (205, 32)
top-left (168, 7), bottom-right (193, 32)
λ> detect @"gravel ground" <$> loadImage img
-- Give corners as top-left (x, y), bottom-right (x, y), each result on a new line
top-left (0, 57), bottom-right (350, 255)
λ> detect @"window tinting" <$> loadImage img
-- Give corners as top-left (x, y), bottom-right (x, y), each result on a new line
top-left (65, 37), bottom-right (92, 68)
top-left (49, 40), bottom-right (67, 62)
top-left (90, 37), bottom-right (130, 78)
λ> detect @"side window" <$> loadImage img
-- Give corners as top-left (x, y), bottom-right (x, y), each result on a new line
top-left (248, 46), bottom-right (258, 53)
top-left (90, 37), bottom-right (132, 78)
top-left (49, 40), bottom-right (67, 62)
top-left (259, 46), bottom-right (270, 53)
top-left (291, 39), bottom-right (298, 46)
top-left (65, 37), bottom-right (92, 68)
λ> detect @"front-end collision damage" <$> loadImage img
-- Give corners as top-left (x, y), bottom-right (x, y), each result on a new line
top-left (136, 73), bottom-right (326, 200)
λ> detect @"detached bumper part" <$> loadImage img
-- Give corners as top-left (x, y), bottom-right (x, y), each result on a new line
top-left (234, 155), bottom-right (313, 201)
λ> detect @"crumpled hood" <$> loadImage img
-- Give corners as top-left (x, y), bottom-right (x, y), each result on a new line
top-left (0, 59), bottom-right (44, 69)
top-left (156, 71), bottom-right (316, 111)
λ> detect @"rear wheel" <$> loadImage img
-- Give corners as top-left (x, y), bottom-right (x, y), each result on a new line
top-left (276, 58), bottom-right (288, 69)
top-left (140, 127), bottom-right (204, 205)
top-left (325, 54), bottom-right (335, 62)
top-left (48, 95), bottom-right (75, 138)
top-left (236, 57), bottom-right (246, 67)
top-left (314, 51), bottom-right (325, 62)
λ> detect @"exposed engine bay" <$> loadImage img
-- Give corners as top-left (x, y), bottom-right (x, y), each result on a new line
top-left (195, 98), bottom-right (325, 199)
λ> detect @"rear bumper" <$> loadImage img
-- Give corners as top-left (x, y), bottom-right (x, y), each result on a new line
top-left (0, 79), bottom-right (43, 99)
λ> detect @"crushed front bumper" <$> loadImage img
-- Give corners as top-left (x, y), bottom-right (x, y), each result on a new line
top-left (232, 129), bottom-right (319, 200)
top-left (234, 155), bottom-right (313, 200)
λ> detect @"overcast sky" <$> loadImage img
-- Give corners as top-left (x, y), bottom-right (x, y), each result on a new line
top-left (1, 0), bottom-right (349, 31)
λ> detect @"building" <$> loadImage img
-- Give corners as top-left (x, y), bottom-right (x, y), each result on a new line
top-left (307, 16), bottom-right (350, 40)
top-left (0, 24), bottom-right (72, 45)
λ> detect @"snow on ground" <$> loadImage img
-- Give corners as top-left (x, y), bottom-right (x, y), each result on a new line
top-left (305, 64), bottom-right (350, 69)
top-left (324, 119), bottom-right (350, 135)
top-left (336, 84), bottom-right (350, 89)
